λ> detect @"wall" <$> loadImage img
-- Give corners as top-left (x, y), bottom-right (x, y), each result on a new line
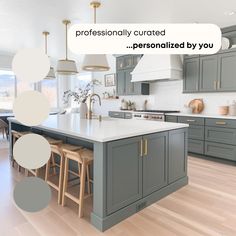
top-left (93, 55), bottom-right (236, 116)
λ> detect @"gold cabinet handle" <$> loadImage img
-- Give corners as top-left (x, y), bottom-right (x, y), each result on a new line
top-left (216, 121), bottom-right (226, 125)
top-left (144, 139), bottom-right (148, 156)
top-left (214, 81), bottom-right (217, 90)
top-left (140, 139), bottom-right (143, 157)
top-left (187, 119), bottom-right (195, 122)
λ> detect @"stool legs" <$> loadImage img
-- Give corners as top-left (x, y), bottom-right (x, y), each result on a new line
top-left (78, 162), bottom-right (86, 218)
top-left (62, 157), bottom-right (69, 207)
top-left (86, 166), bottom-right (91, 195)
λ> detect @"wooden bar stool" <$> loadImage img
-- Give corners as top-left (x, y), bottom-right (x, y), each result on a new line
top-left (11, 130), bottom-right (31, 172)
top-left (62, 148), bottom-right (93, 218)
top-left (26, 136), bottom-right (63, 177)
top-left (45, 143), bottom-right (82, 204)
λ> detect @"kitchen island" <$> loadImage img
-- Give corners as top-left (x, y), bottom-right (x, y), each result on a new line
top-left (8, 114), bottom-right (189, 231)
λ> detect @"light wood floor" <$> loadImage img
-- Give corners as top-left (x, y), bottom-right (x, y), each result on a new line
top-left (1, 137), bottom-right (236, 236)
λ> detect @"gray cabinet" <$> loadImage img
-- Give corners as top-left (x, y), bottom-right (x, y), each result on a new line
top-left (218, 51), bottom-right (236, 91)
top-left (188, 139), bottom-right (204, 154)
top-left (143, 132), bottom-right (168, 197)
top-left (116, 55), bottom-right (149, 96)
top-left (165, 115), bottom-right (178, 123)
top-left (116, 71), bottom-right (125, 95)
top-left (199, 55), bottom-right (218, 91)
top-left (178, 116), bottom-right (204, 126)
top-left (106, 129), bottom-right (187, 214)
top-left (183, 57), bottom-right (200, 93)
top-left (168, 129), bottom-right (188, 183)
top-left (205, 141), bottom-right (236, 161)
top-left (188, 125), bottom-right (204, 140)
top-left (107, 136), bottom-right (142, 214)
top-left (183, 51), bottom-right (236, 93)
top-left (108, 111), bottom-right (125, 119)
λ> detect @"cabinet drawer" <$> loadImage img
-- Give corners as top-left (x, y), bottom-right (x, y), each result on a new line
top-left (165, 115), bottom-right (178, 123)
top-left (178, 116), bottom-right (204, 126)
top-left (205, 118), bottom-right (236, 129)
top-left (205, 141), bottom-right (236, 161)
top-left (188, 139), bottom-right (204, 154)
top-left (205, 126), bottom-right (236, 145)
top-left (124, 113), bottom-right (133, 119)
top-left (109, 111), bottom-right (125, 119)
top-left (188, 125), bottom-right (204, 140)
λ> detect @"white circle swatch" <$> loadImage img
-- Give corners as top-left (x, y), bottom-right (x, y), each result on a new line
top-left (13, 133), bottom-right (51, 170)
top-left (13, 90), bottom-right (50, 126)
top-left (12, 48), bottom-right (50, 83)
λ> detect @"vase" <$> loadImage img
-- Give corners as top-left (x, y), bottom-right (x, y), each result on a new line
top-left (80, 102), bottom-right (88, 119)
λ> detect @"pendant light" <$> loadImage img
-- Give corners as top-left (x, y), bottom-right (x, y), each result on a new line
top-left (57, 20), bottom-right (78, 75)
top-left (82, 1), bottom-right (110, 72)
top-left (43, 31), bottom-right (56, 79)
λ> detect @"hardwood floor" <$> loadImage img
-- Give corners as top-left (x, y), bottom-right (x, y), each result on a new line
top-left (1, 137), bottom-right (236, 236)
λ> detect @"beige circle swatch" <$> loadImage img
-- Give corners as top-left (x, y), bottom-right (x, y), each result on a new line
top-left (13, 133), bottom-right (51, 170)
top-left (12, 48), bottom-right (50, 83)
top-left (13, 91), bottom-right (50, 126)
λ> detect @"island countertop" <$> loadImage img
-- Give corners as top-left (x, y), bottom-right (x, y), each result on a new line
top-left (8, 114), bottom-right (188, 142)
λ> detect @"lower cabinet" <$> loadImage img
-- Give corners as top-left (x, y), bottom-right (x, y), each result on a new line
top-left (168, 129), bottom-right (187, 183)
top-left (142, 132), bottom-right (168, 197)
top-left (107, 136), bottom-right (142, 214)
top-left (205, 141), bottom-right (236, 161)
top-left (106, 129), bottom-right (187, 215)
top-left (188, 139), bottom-right (204, 154)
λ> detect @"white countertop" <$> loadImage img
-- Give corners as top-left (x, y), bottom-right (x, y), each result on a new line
top-left (167, 113), bottom-right (236, 120)
top-left (9, 114), bottom-right (188, 142)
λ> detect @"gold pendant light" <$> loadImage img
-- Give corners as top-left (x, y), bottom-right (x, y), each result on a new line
top-left (82, 1), bottom-right (110, 72)
top-left (57, 20), bottom-right (78, 75)
top-left (43, 31), bottom-right (56, 79)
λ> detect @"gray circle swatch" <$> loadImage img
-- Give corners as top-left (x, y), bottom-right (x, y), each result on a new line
top-left (12, 48), bottom-right (50, 83)
top-left (13, 90), bottom-right (50, 126)
top-left (14, 177), bottom-right (51, 212)
top-left (13, 133), bottom-right (51, 170)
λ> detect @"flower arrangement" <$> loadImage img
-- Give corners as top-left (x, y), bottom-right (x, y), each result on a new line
top-left (63, 79), bottom-right (101, 105)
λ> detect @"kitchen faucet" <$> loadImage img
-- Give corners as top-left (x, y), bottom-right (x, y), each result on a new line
top-left (87, 93), bottom-right (101, 119)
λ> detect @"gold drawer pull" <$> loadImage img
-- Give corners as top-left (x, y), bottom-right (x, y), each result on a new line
top-left (187, 119), bottom-right (196, 122)
top-left (144, 139), bottom-right (148, 156)
top-left (216, 121), bottom-right (226, 125)
top-left (140, 140), bottom-right (143, 157)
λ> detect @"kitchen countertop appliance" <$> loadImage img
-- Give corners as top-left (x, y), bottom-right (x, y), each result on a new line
top-left (132, 110), bottom-right (180, 121)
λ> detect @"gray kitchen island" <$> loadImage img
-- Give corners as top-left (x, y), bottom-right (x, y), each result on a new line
top-left (8, 114), bottom-right (189, 231)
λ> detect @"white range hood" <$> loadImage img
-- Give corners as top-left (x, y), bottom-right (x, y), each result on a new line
top-left (131, 55), bottom-right (183, 82)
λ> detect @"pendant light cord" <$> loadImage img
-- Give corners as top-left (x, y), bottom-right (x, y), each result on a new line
top-left (43, 31), bottom-right (49, 55)
top-left (65, 22), bottom-right (68, 60)
top-left (94, 6), bottom-right (96, 24)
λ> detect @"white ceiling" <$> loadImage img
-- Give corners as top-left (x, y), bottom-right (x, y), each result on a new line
top-left (1, 0), bottom-right (236, 63)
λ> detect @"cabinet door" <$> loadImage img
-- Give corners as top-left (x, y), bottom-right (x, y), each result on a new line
top-left (168, 129), bottom-right (188, 183)
top-left (143, 132), bottom-right (168, 197)
top-left (107, 137), bottom-right (142, 215)
top-left (116, 71), bottom-right (125, 95)
top-left (125, 69), bottom-right (135, 95)
top-left (165, 115), bottom-right (178, 123)
top-left (218, 52), bottom-right (236, 91)
top-left (188, 125), bottom-right (204, 140)
top-left (183, 57), bottom-right (200, 92)
top-left (199, 55), bottom-right (218, 91)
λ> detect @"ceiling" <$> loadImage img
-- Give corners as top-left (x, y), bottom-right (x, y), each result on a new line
top-left (1, 0), bottom-right (236, 63)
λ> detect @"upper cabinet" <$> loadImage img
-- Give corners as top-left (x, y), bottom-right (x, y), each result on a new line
top-left (183, 26), bottom-right (236, 93)
top-left (183, 51), bottom-right (236, 93)
top-left (116, 55), bottom-right (149, 96)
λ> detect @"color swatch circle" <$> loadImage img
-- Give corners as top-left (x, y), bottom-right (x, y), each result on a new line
top-left (13, 133), bottom-right (51, 170)
top-left (13, 91), bottom-right (50, 126)
top-left (14, 177), bottom-right (51, 212)
top-left (12, 48), bottom-right (50, 83)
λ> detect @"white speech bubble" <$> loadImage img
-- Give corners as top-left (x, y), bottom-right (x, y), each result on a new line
top-left (68, 24), bottom-right (221, 55)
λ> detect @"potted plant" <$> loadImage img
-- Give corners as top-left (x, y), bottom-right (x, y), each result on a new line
top-left (63, 79), bottom-right (100, 118)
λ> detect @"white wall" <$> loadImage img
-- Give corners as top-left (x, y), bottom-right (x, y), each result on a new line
top-left (93, 55), bottom-right (236, 116)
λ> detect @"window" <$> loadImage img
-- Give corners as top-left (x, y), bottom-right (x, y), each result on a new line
top-left (41, 79), bottom-right (58, 108)
top-left (0, 70), bottom-right (15, 112)
top-left (17, 80), bottom-right (34, 95)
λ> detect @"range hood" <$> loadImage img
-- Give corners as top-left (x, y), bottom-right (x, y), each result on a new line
top-left (131, 55), bottom-right (183, 82)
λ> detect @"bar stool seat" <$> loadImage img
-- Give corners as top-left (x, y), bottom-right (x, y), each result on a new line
top-left (45, 143), bottom-right (82, 204)
top-left (62, 147), bottom-right (93, 218)
top-left (26, 136), bottom-right (63, 177)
